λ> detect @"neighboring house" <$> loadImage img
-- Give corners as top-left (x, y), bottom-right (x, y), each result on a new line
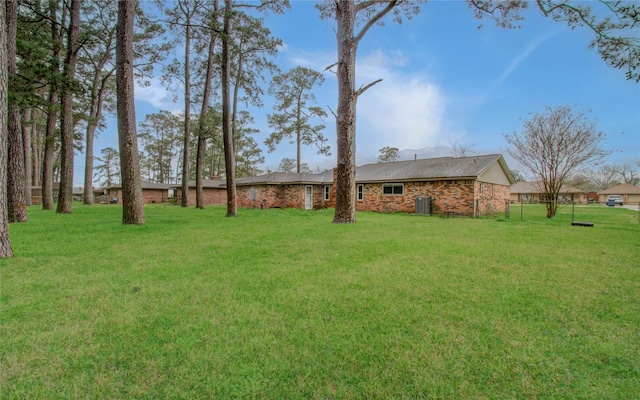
top-left (105, 181), bottom-right (171, 204)
top-left (510, 181), bottom-right (587, 204)
top-left (597, 183), bottom-right (640, 205)
top-left (72, 186), bottom-right (84, 202)
top-left (31, 182), bottom-right (60, 205)
top-left (235, 154), bottom-right (514, 216)
top-left (172, 179), bottom-right (228, 206)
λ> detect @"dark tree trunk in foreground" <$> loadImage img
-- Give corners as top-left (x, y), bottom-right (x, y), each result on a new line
top-left (57, 0), bottom-right (80, 214)
top-left (1, 1), bottom-right (14, 258)
top-left (116, 0), bottom-right (144, 225)
top-left (221, 0), bottom-right (236, 217)
top-left (333, 1), bottom-right (357, 223)
top-left (328, 1), bottom-right (399, 223)
top-left (6, 0), bottom-right (27, 223)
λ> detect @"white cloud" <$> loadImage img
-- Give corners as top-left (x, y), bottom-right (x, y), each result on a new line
top-left (134, 77), bottom-right (180, 111)
top-left (355, 50), bottom-right (447, 159)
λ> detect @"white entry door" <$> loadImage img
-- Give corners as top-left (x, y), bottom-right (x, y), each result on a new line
top-left (305, 186), bottom-right (313, 210)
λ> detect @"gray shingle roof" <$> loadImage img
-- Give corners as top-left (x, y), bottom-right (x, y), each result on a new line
top-left (355, 154), bottom-right (506, 182)
top-left (236, 170), bottom-right (334, 186)
top-left (232, 154), bottom-right (511, 186)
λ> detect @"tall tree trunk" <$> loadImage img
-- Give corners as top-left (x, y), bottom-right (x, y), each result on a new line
top-left (180, 18), bottom-right (192, 207)
top-left (83, 71), bottom-right (113, 205)
top-left (195, 134), bottom-right (206, 209)
top-left (196, 10), bottom-right (218, 209)
top-left (333, 1), bottom-right (357, 223)
top-left (57, 0), bottom-right (80, 214)
top-left (42, 4), bottom-right (61, 210)
top-left (222, 0), bottom-right (236, 217)
top-left (83, 123), bottom-right (97, 204)
top-left (116, 0), bottom-right (144, 225)
top-left (42, 89), bottom-right (57, 209)
top-left (31, 107), bottom-right (41, 187)
top-left (6, 0), bottom-right (27, 223)
top-left (296, 101), bottom-right (301, 173)
top-left (22, 108), bottom-right (32, 206)
top-left (1, 0), bottom-right (14, 258)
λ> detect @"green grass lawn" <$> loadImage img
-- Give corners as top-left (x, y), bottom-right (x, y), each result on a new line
top-left (1, 204), bottom-right (639, 399)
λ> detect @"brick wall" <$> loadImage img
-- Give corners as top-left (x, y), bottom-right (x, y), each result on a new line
top-left (234, 180), bottom-right (510, 215)
top-left (237, 184), bottom-right (334, 210)
top-left (237, 185), bottom-right (281, 209)
top-left (175, 188), bottom-right (227, 206)
top-left (107, 188), bottom-right (170, 204)
top-left (354, 180), bottom-right (511, 216)
top-left (142, 189), bottom-right (168, 204)
top-left (356, 181), bottom-right (476, 214)
top-left (475, 181), bottom-right (510, 215)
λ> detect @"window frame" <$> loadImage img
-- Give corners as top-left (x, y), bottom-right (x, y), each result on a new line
top-left (324, 185), bottom-right (330, 201)
top-left (382, 183), bottom-right (404, 196)
top-left (357, 184), bottom-right (364, 201)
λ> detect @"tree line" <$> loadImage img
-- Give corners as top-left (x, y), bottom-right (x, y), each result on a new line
top-left (2, 1), bottom-right (639, 257)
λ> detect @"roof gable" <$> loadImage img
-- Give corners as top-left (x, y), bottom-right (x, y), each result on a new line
top-left (236, 170), bottom-right (334, 186)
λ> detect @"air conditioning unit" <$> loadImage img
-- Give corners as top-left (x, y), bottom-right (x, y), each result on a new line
top-left (415, 196), bottom-right (431, 215)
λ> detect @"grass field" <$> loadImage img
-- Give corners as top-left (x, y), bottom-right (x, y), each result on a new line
top-left (1, 204), bottom-right (639, 399)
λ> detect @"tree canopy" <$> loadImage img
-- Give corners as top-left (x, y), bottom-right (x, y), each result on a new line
top-left (505, 105), bottom-right (609, 218)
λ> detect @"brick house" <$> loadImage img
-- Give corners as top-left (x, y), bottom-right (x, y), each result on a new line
top-left (510, 181), bottom-right (587, 204)
top-left (105, 181), bottom-right (171, 204)
top-left (234, 154), bottom-right (514, 216)
top-left (30, 182), bottom-right (59, 205)
top-left (353, 154), bottom-right (514, 215)
top-left (597, 183), bottom-right (640, 205)
top-left (172, 179), bottom-right (227, 206)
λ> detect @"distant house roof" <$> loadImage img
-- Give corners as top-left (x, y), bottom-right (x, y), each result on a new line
top-left (31, 182), bottom-right (60, 191)
top-left (511, 181), bottom-right (585, 194)
top-left (598, 183), bottom-right (640, 195)
top-left (354, 154), bottom-right (514, 184)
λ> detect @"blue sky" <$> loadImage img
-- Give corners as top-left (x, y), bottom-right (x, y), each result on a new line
top-left (83, 1), bottom-right (639, 185)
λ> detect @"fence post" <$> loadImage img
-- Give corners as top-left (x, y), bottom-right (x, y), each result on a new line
top-left (520, 201), bottom-right (523, 221)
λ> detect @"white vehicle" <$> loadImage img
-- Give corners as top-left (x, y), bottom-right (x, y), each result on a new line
top-left (606, 195), bottom-right (623, 206)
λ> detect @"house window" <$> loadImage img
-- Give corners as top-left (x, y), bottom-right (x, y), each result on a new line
top-left (324, 185), bottom-right (330, 201)
top-left (383, 183), bottom-right (404, 196)
top-left (357, 184), bottom-right (364, 201)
